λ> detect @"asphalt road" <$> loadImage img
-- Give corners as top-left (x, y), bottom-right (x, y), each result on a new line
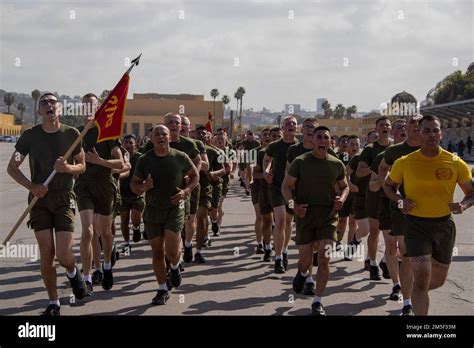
top-left (0, 142), bottom-right (473, 316)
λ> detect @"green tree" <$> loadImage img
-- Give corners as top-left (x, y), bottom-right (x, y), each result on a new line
top-left (16, 103), bottom-right (26, 125)
top-left (321, 100), bottom-right (332, 119)
top-left (334, 104), bottom-right (346, 119)
top-left (236, 86), bottom-right (246, 130)
top-left (100, 90), bottom-right (110, 102)
top-left (3, 93), bottom-right (15, 114)
top-left (345, 105), bottom-right (357, 119)
top-left (210, 89), bottom-right (219, 120)
top-left (31, 89), bottom-right (40, 125)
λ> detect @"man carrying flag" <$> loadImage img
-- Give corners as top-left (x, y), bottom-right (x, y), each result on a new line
top-left (7, 92), bottom-right (88, 315)
top-left (74, 92), bottom-right (125, 293)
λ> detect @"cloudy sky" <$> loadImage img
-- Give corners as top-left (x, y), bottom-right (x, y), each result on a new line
top-left (0, 0), bottom-right (472, 112)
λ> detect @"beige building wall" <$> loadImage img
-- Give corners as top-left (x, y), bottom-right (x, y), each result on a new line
top-left (316, 118), bottom-right (363, 137)
top-left (0, 113), bottom-right (22, 136)
top-left (124, 93), bottom-right (223, 137)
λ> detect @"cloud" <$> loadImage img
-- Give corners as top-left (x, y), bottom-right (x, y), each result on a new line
top-left (0, 0), bottom-right (472, 112)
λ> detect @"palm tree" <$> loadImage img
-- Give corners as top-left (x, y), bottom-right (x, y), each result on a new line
top-left (236, 87), bottom-right (246, 130)
top-left (234, 91), bottom-right (241, 131)
top-left (100, 90), bottom-right (110, 102)
top-left (345, 105), bottom-right (357, 119)
top-left (17, 103), bottom-right (26, 125)
top-left (210, 89), bottom-right (219, 120)
top-left (31, 89), bottom-right (40, 125)
top-left (321, 100), bottom-right (332, 119)
top-left (3, 93), bottom-right (15, 114)
top-left (334, 104), bottom-right (346, 119)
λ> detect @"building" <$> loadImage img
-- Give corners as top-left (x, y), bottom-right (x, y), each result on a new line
top-left (316, 98), bottom-right (327, 114)
top-left (284, 104), bottom-right (301, 114)
top-left (0, 113), bottom-right (22, 136)
top-left (316, 118), bottom-right (363, 138)
top-left (124, 93), bottom-right (224, 137)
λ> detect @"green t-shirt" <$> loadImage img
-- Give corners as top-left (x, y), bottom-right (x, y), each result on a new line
top-left (200, 145), bottom-right (224, 193)
top-left (134, 148), bottom-right (193, 210)
top-left (337, 151), bottom-right (351, 166)
top-left (265, 138), bottom-right (297, 189)
top-left (384, 141), bottom-right (420, 198)
top-left (15, 124), bottom-right (81, 190)
top-left (348, 154), bottom-right (370, 196)
top-left (360, 141), bottom-right (391, 168)
top-left (193, 138), bottom-right (207, 155)
top-left (76, 125), bottom-right (120, 182)
top-left (120, 151), bottom-right (143, 197)
top-left (288, 152), bottom-right (345, 206)
top-left (371, 151), bottom-right (385, 196)
top-left (287, 143), bottom-right (338, 164)
top-left (241, 139), bottom-right (260, 150)
top-left (255, 147), bottom-right (267, 188)
top-left (143, 136), bottom-right (200, 160)
top-left (140, 140), bottom-right (152, 154)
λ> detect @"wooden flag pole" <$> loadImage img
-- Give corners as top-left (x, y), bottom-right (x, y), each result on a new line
top-left (2, 54), bottom-right (142, 246)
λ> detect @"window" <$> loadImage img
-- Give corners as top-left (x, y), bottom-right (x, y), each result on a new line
top-left (144, 123), bottom-right (153, 135)
top-left (123, 123), bottom-right (128, 134)
top-left (132, 123), bottom-right (140, 137)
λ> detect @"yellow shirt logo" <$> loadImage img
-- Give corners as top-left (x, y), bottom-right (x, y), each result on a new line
top-left (435, 168), bottom-right (453, 180)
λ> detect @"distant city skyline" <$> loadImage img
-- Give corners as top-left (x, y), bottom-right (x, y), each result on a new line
top-left (1, 0), bottom-right (472, 113)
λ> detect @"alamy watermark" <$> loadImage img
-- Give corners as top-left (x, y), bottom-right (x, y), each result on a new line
top-left (380, 101), bottom-right (418, 117)
top-left (217, 148), bottom-right (258, 166)
top-left (324, 243), bottom-right (365, 262)
top-left (0, 242), bottom-right (39, 262)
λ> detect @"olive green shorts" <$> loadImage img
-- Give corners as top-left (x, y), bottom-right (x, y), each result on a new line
top-left (28, 190), bottom-right (76, 232)
top-left (403, 214), bottom-right (456, 264)
top-left (259, 185), bottom-right (272, 215)
top-left (74, 179), bottom-right (116, 216)
top-left (366, 189), bottom-right (381, 219)
top-left (295, 205), bottom-right (338, 245)
top-left (222, 176), bottom-right (230, 197)
top-left (250, 182), bottom-right (260, 205)
top-left (199, 184), bottom-right (212, 210)
top-left (189, 184), bottom-right (200, 215)
top-left (377, 196), bottom-right (391, 230)
top-left (389, 201), bottom-right (404, 236)
top-left (120, 194), bottom-right (145, 213)
top-left (211, 183), bottom-right (222, 209)
top-left (143, 205), bottom-right (185, 240)
top-left (269, 185), bottom-right (293, 215)
top-left (339, 192), bottom-right (354, 218)
top-left (353, 194), bottom-right (368, 220)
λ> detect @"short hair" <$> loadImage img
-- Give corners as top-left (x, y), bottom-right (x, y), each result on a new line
top-left (39, 92), bottom-right (57, 101)
top-left (195, 126), bottom-right (207, 132)
top-left (260, 128), bottom-right (271, 133)
top-left (82, 93), bottom-right (98, 100)
top-left (338, 134), bottom-right (349, 143)
top-left (123, 134), bottom-right (137, 141)
top-left (375, 116), bottom-right (391, 126)
top-left (303, 117), bottom-right (317, 124)
top-left (180, 115), bottom-right (190, 124)
top-left (270, 127), bottom-right (282, 133)
top-left (314, 126), bottom-right (330, 133)
top-left (283, 115), bottom-right (297, 123)
top-left (393, 118), bottom-right (407, 125)
top-left (347, 135), bottom-right (360, 141)
top-left (367, 130), bottom-right (377, 138)
top-left (419, 115), bottom-right (441, 126)
top-left (164, 113), bottom-right (180, 122)
top-left (152, 123), bottom-right (169, 133)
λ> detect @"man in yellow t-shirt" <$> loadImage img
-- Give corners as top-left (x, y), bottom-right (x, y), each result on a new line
top-left (384, 115), bottom-right (473, 316)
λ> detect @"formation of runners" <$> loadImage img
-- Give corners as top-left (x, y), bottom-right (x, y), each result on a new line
top-left (6, 92), bottom-right (474, 316)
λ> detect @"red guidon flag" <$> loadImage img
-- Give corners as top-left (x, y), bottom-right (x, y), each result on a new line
top-left (205, 110), bottom-right (213, 134)
top-left (95, 73), bottom-right (130, 142)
